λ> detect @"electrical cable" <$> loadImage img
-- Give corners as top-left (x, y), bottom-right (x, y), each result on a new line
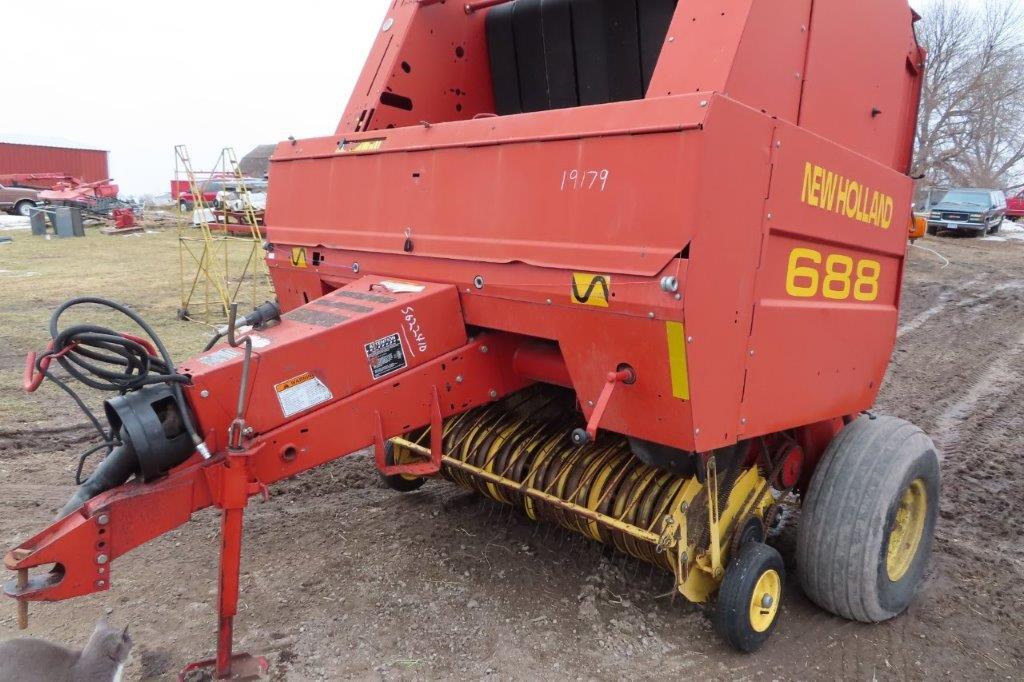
top-left (910, 242), bottom-right (951, 269)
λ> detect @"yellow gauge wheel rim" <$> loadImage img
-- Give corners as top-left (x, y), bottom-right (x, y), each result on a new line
top-left (886, 479), bottom-right (927, 582)
top-left (390, 443), bottom-right (423, 482)
top-left (748, 568), bottom-right (781, 633)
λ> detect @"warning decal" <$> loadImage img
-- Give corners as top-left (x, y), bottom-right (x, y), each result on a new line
top-left (291, 248), bottom-right (308, 268)
top-left (571, 273), bottom-right (611, 307)
top-left (274, 372), bottom-right (333, 418)
top-left (199, 348), bottom-right (242, 366)
top-left (364, 333), bottom-right (407, 381)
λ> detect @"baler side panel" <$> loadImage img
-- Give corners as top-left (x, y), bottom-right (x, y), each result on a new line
top-left (337, 1), bottom-right (495, 134)
top-left (682, 97), bottom-right (776, 451)
top-left (739, 121), bottom-right (912, 436)
top-left (799, 0), bottom-right (924, 170)
top-left (647, 0), bottom-right (752, 98)
top-left (268, 98), bottom-right (708, 278)
top-left (724, 0), bottom-right (813, 124)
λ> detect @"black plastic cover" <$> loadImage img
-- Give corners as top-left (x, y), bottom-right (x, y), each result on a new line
top-left (485, 0), bottom-right (678, 115)
top-left (104, 385), bottom-right (194, 482)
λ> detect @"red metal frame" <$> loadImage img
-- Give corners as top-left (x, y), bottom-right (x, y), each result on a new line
top-left (5, 1), bottom-right (925, 676)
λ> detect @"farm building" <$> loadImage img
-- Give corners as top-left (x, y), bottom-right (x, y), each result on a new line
top-left (240, 144), bottom-right (275, 179)
top-left (0, 135), bottom-right (109, 182)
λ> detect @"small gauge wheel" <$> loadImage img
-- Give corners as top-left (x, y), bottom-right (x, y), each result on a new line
top-left (714, 542), bottom-right (785, 653)
top-left (380, 440), bottom-right (426, 492)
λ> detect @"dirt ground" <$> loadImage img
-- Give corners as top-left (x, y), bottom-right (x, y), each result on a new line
top-left (0, 223), bottom-right (1022, 680)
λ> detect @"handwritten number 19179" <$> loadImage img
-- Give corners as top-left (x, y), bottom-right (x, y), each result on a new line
top-left (561, 169), bottom-right (610, 192)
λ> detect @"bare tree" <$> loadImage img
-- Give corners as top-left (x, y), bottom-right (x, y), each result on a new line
top-left (913, 0), bottom-right (1024, 192)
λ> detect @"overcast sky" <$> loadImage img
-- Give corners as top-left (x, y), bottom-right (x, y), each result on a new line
top-left (2, 0), bottom-right (939, 197)
top-left (1, 1), bottom-right (387, 196)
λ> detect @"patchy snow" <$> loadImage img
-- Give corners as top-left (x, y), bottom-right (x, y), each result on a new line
top-left (995, 220), bottom-right (1024, 240)
top-left (0, 215), bottom-right (30, 231)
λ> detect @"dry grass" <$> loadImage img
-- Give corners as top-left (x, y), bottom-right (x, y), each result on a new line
top-left (0, 222), bottom-right (269, 427)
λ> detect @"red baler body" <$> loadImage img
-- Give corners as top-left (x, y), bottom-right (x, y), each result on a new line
top-left (265, 0), bottom-right (922, 454)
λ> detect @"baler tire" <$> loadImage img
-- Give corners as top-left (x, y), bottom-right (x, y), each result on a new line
top-left (797, 415), bottom-right (939, 623)
top-left (379, 440), bottom-right (426, 493)
top-left (713, 542), bottom-right (785, 653)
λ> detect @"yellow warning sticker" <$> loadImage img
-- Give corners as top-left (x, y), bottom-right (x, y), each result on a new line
top-left (337, 138), bottom-right (385, 154)
top-left (291, 247), bottom-right (308, 268)
top-left (570, 273), bottom-right (611, 307)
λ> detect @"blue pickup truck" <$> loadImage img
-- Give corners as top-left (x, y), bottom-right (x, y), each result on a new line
top-left (926, 188), bottom-right (1007, 237)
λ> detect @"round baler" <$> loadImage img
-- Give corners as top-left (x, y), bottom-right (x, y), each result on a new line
top-left (7, 0), bottom-right (934, 675)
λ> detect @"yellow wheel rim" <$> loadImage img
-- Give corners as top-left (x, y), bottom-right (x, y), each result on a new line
top-left (748, 569), bottom-right (781, 633)
top-left (886, 479), bottom-right (927, 582)
top-left (390, 443), bottom-right (422, 482)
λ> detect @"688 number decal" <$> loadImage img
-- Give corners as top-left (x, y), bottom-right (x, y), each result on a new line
top-left (785, 248), bottom-right (882, 302)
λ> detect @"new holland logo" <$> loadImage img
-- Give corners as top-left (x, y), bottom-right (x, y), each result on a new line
top-left (571, 273), bottom-right (611, 307)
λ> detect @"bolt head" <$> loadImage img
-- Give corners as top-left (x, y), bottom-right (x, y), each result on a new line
top-left (480, 345), bottom-right (489, 354)
top-left (700, 100), bottom-right (708, 107)
top-left (352, 262), bottom-right (361, 273)
top-left (686, 336), bottom-right (694, 344)
top-left (96, 514), bottom-right (110, 526)
top-left (661, 276), bottom-right (680, 293)
top-left (648, 312), bottom-right (656, 319)
top-left (96, 580), bottom-right (106, 588)
top-left (489, 389), bottom-right (498, 399)
top-left (456, 375), bottom-right (465, 384)
top-left (96, 554), bottom-right (109, 565)
top-left (761, 593), bottom-right (774, 609)
top-left (200, 390), bottom-right (210, 398)
top-left (695, 428), bottom-right (701, 435)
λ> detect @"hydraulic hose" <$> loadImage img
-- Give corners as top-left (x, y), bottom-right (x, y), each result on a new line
top-left (33, 297), bottom-right (203, 452)
top-left (58, 442), bottom-right (138, 519)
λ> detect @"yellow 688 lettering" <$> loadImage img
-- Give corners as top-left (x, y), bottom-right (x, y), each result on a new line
top-left (785, 247), bottom-right (881, 302)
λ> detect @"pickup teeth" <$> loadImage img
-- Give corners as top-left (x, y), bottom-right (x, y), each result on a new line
top-left (393, 387), bottom-right (699, 571)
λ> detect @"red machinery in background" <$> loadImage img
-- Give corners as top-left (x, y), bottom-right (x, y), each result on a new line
top-left (39, 177), bottom-right (122, 213)
top-left (0, 173), bottom-right (131, 219)
top-left (0, 173), bottom-right (79, 191)
top-left (7, 0), bottom-right (935, 677)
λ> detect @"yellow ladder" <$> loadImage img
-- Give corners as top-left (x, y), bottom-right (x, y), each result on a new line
top-left (223, 148), bottom-right (272, 307)
top-left (176, 144), bottom-right (231, 323)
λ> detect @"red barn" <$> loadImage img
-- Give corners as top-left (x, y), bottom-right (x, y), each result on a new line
top-left (0, 135), bottom-right (109, 182)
